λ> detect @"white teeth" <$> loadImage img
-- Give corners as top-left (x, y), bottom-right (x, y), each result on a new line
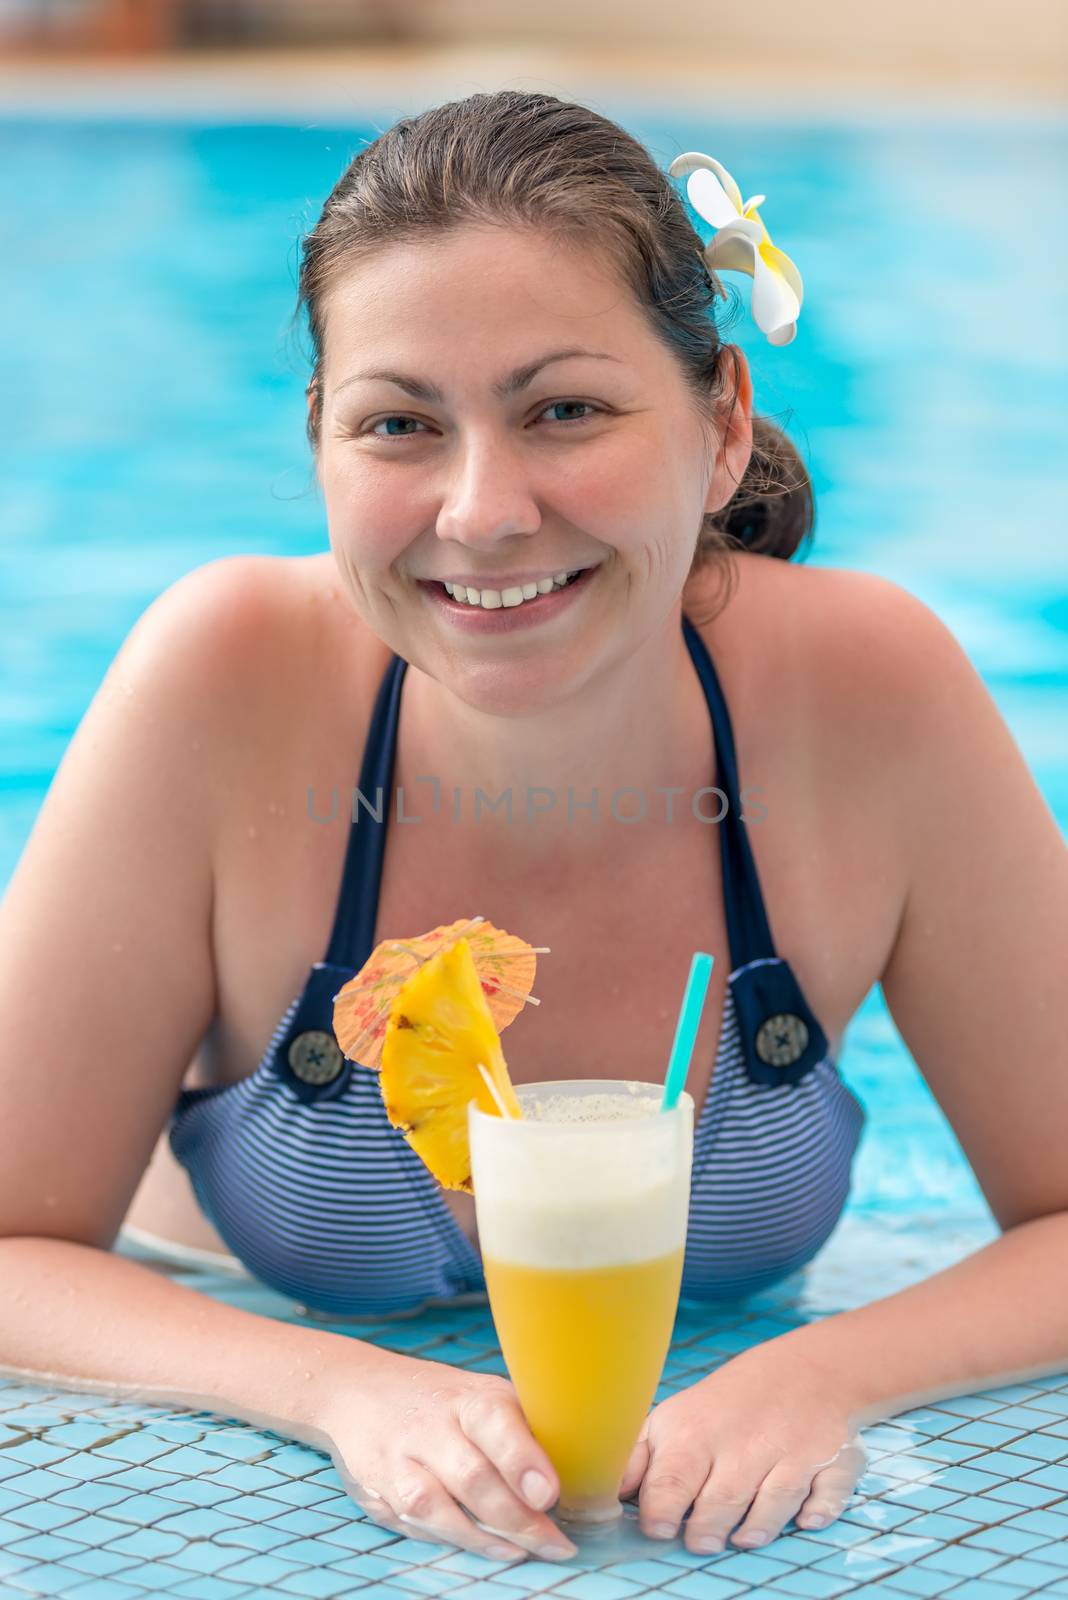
top-left (441, 571), bottom-right (586, 609)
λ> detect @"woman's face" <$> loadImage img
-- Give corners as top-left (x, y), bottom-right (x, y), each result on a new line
top-left (315, 223), bottom-right (752, 713)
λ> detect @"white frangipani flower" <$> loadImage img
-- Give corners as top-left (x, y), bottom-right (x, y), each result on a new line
top-left (668, 152), bottom-right (804, 347)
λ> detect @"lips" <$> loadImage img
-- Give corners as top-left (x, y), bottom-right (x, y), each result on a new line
top-left (419, 564), bottom-right (596, 632)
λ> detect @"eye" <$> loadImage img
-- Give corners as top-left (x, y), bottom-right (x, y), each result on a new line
top-left (537, 400), bottom-right (603, 425)
top-left (366, 415), bottom-right (429, 440)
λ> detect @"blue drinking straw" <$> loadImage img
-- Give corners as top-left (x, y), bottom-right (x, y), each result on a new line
top-left (661, 952), bottom-right (715, 1113)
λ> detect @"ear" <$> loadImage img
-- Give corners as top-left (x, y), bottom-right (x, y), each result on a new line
top-left (703, 344), bottom-right (754, 518)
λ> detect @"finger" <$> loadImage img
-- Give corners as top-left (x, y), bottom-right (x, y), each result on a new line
top-left (725, 1461), bottom-right (813, 1549)
top-left (388, 1460), bottom-right (530, 1562)
top-left (682, 1459), bottom-right (761, 1552)
top-left (432, 1440), bottom-right (576, 1560)
top-left (457, 1388), bottom-right (562, 1514)
top-left (794, 1440), bottom-right (868, 1531)
top-left (637, 1445), bottom-right (709, 1540)
top-left (619, 1429), bottom-right (651, 1502)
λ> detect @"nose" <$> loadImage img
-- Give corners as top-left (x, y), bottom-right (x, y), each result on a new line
top-left (434, 431), bottom-right (542, 551)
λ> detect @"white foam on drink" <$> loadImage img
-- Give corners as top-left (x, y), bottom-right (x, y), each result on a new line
top-left (471, 1089), bottom-right (692, 1270)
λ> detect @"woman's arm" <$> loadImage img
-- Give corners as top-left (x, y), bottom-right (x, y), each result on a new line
top-left (791, 576), bottom-right (1068, 1396)
top-left (0, 559), bottom-right (574, 1563)
top-left (625, 577), bottom-right (1068, 1553)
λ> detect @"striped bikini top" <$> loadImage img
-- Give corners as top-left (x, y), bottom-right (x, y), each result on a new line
top-left (170, 615), bottom-right (866, 1319)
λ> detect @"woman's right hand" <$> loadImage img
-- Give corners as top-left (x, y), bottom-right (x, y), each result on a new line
top-left (320, 1346), bottom-right (579, 1563)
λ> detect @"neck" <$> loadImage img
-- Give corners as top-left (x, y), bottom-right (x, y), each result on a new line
top-left (395, 609), bottom-right (714, 871)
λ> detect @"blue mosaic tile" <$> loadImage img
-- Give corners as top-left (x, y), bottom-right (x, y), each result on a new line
top-left (890, 1512), bottom-right (980, 1542)
top-left (56, 1513), bottom-right (130, 1546)
top-left (2, 1501), bottom-right (83, 1534)
top-left (989, 1556), bottom-right (1068, 1587)
top-left (763, 1572), bottom-right (855, 1598)
top-left (4, 1535), bottom-right (85, 1563)
top-left (936, 1583), bottom-right (1027, 1600)
top-left (327, 1551), bottom-right (409, 1580)
top-left (597, 1559), bottom-right (681, 1585)
top-left (215, 1551), bottom-right (306, 1584)
top-left (960, 1522), bottom-right (1052, 1556)
top-left (658, 1575), bottom-right (747, 1600)
top-left (389, 1569), bottom-right (475, 1595)
top-left (871, 1569), bottom-right (958, 1597)
top-left (279, 1571), bottom-right (360, 1598)
top-left (50, 1484), bottom-right (128, 1514)
top-left (912, 1544), bottom-right (1004, 1576)
top-left (809, 1548), bottom-right (896, 1581)
top-left (983, 1480), bottom-right (1062, 1508)
top-left (154, 1507), bottom-right (245, 1539)
top-left (99, 1466), bottom-right (181, 1493)
top-left (1022, 1392), bottom-right (1068, 1416)
top-left (152, 1477), bottom-right (238, 1508)
top-left (316, 1521), bottom-right (401, 1553)
top-left (105, 1528), bottom-right (188, 1560)
top-left (1, 1440), bottom-right (69, 1469)
top-left (212, 1520), bottom-right (296, 1553)
top-left (169, 1578), bottom-right (258, 1599)
top-left (64, 1546), bottom-right (140, 1577)
top-left (700, 1550), bottom-right (792, 1585)
top-left (267, 1507), bottom-right (347, 1538)
top-left (448, 1585), bottom-right (536, 1600)
top-left (1002, 1432), bottom-right (1068, 1463)
top-left (262, 1480), bottom-right (343, 1509)
top-left (167, 1542), bottom-right (246, 1575)
top-left (486, 1560), bottom-right (579, 1591)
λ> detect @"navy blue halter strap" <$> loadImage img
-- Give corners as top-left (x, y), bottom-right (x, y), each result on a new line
top-left (301, 612), bottom-right (827, 1097)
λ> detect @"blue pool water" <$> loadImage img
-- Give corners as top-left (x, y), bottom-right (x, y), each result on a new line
top-left (2, 109), bottom-right (1065, 1241)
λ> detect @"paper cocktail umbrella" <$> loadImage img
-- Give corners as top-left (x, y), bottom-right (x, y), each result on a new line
top-left (332, 915), bottom-right (545, 1072)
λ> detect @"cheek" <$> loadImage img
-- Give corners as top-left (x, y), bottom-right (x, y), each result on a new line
top-left (321, 448), bottom-right (425, 569)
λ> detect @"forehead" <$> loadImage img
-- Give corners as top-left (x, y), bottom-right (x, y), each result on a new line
top-left (320, 223), bottom-right (655, 370)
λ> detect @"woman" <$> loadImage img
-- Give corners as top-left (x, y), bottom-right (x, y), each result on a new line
top-left (0, 91), bottom-right (1064, 1565)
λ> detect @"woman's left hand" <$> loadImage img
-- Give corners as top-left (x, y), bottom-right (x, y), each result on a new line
top-left (620, 1343), bottom-right (869, 1554)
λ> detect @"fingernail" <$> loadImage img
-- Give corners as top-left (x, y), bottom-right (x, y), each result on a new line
top-left (538, 1543), bottom-right (576, 1561)
top-left (803, 1514), bottom-right (827, 1528)
top-left (691, 1536), bottom-right (723, 1553)
top-left (484, 1543), bottom-right (522, 1561)
top-left (520, 1470), bottom-right (554, 1510)
top-left (735, 1529), bottom-right (768, 1547)
top-left (649, 1521), bottom-right (676, 1540)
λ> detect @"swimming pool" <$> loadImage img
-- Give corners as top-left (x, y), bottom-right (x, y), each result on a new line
top-left (1, 97), bottom-right (1066, 1600)
top-left (4, 106), bottom-right (1064, 1230)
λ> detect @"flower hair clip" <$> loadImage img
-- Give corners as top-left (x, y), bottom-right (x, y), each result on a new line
top-left (668, 152), bottom-right (804, 346)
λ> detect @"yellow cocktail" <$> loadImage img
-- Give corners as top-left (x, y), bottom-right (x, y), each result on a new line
top-left (469, 1082), bottom-right (694, 1525)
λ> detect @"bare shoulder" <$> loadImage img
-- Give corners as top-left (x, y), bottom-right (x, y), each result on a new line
top-left (698, 553), bottom-right (975, 768)
top-left (132, 552), bottom-right (383, 773)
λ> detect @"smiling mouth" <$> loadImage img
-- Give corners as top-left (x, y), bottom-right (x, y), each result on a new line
top-left (434, 570), bottom-right (587, 610)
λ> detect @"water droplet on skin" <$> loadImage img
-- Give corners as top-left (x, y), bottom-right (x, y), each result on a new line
top-left (112, 943), bottom-right (124, 953)
top-left (247, 825), bottom-right (258, 839)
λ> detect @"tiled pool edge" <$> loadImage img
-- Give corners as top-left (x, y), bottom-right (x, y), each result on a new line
top-left (2, 1209), bottom-right (1067, 1599)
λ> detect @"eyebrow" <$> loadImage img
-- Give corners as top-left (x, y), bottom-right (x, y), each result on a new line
top-left (332, 347), bottom-right (624, 402)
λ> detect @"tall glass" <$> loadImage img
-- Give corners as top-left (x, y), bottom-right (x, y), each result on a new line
top-left (469, 1081), bottom-right (694, 1526)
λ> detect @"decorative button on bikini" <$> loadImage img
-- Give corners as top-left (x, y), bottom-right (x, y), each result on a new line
top-left (755, 1013), bottom-right (809, 1069)
top-left (288, 1030), bottom-right (345, 1085)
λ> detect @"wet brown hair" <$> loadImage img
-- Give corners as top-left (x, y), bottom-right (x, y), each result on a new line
top-left (295, 90), bottom-right (814, 584)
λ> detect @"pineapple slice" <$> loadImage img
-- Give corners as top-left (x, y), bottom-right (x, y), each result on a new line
top-left (380, 938), bottom-right (522, 1192)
